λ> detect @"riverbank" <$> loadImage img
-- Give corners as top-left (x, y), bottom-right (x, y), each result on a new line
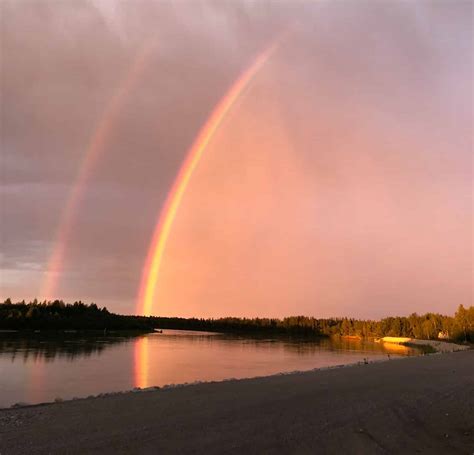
top-left (1, 350), bottom-right (472, 454)
top-left (379, 337), bottom-right (470, 353)
top-left (403, 339), bottom-right (470, 353)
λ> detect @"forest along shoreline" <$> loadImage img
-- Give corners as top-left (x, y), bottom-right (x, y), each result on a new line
top-left (1, 299), bottom-right (473, 344)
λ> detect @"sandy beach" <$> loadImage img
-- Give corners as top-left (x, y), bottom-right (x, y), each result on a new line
top-left (380, 338), bottom-right (471, 353)
top-left (1, 350), bottom-right (473, 454)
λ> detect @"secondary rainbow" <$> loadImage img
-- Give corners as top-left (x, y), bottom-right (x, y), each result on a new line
top-left (41, 40), bottom-right (156, 301)
top-left (137, 36), bottom-right (286, 316)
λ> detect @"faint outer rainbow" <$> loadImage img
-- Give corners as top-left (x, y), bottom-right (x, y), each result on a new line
top-left (137, 35), bottom-right (287, 316)
top-left (41, 40), bottom-right (156, 300)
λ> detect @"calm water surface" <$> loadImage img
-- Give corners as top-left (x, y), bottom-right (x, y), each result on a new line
top-left (0, 330), bottom-right (421, 408)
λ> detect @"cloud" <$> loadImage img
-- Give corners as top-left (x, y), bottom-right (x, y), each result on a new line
top-left (1, 0), bottom-right (471, 317)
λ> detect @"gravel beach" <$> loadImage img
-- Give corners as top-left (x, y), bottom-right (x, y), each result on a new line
top-left (1, 350), bottom-right (473, 454)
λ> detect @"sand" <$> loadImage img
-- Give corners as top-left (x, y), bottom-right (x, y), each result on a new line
top-left (1, 350), bottom-right (473, 454)
top-left (381, 338), bottom-right (470, 353)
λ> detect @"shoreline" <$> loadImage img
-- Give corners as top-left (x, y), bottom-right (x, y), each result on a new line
top-left (379, 337), bottom-right (470, 353)
top-left (6, 354), bottom-right (412, 410)
top-left (1, 350), bottom-right (473, 454)
top-left (3, 338), bottom-right (469, 410)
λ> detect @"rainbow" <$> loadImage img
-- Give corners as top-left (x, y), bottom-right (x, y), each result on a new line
top-left (41, 40), bottom-right (156, 300)
top-left (136, 36), bottom-right (287, 316)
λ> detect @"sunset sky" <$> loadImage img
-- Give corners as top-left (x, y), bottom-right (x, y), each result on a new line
top-left (1, 0), bottom-right (472, 318)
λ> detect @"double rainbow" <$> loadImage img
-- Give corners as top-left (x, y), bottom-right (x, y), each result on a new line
top-left (40, 31), bottom-right (288, 317)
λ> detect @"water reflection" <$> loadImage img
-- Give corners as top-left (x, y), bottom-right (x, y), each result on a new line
top-left (0, 333), bottom-right (140, 362)
top-left (0, 330), bottom-right (420, 408)
top-left (132, 332), bottom-right (416, 389)
top-left (134, 336), bottom-right (149, 389)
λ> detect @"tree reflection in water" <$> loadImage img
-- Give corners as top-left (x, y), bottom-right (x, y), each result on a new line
top-left (0, 332), bottom-right (145, 362)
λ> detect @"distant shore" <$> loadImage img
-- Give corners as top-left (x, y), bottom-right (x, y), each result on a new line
top-left (4, 300), bottom-right (472, 343)
top-left (1, 349), bottom-right (472, 454)
top-left (378, 337), bottom-right (470, 353)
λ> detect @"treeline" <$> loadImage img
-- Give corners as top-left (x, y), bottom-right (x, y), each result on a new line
top-left (0, 299), bottom-right (154, 331)
top-left (151, 306), bottom-right (474, 342)
top-left (1, 299), bottom-right (473, 342)
top-left (151, 316), bottom-right (324, 336)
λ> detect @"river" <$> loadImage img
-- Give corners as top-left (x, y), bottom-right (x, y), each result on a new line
top-left (0, 330), bottom-right (421, 408)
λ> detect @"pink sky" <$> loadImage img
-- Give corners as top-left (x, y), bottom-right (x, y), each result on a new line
top-left (1, 1), bottom-right (472, 318)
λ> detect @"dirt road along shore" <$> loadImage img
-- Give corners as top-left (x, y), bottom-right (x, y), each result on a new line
top-left (1, 350), bottom-right (473, 454)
